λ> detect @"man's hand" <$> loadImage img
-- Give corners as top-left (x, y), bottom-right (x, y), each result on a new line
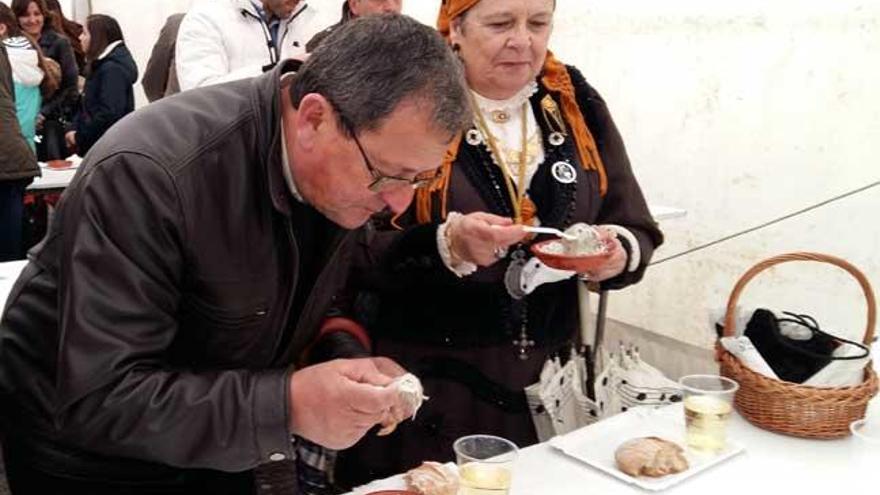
top-left (288, 357), bottom-right (410, 449)
top-left (447, 212), bottom-right (527, 267)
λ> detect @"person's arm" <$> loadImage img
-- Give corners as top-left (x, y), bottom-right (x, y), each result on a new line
top-left (39, 36), bottom-right (77, 118)
top-left (74, 66), bottom-right (130, 153)
top-left (175, 9), bottom-right (264, 91)
top-left (568, 65), bottom-right (664, 289)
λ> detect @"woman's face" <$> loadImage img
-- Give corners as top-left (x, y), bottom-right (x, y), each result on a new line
top-left (79, 23), bottom-right (91, 53)
top-left (18, 1), bottom-right (44, 38)
top-left (450, 0), bottom-right (554, 100)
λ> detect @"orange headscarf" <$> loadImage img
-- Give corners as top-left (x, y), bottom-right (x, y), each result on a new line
top-left (415, 0), bottom-right (608, 224)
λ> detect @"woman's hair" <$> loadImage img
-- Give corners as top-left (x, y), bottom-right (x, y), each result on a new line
top-left (10, 0), bottom-right (53, 32)
top-left (2, 3), bottom-right (60, 96)
top-left (84, 14), bottom-right (123, 63)
top-left (0, 3), bottom-right (24, 37)
top-left (41, 0), bottom-right (85, 68)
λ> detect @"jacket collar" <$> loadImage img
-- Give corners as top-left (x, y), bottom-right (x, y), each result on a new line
top-left (236, 0), bottom-right (311, 23)
top-left (97, 40), bottom-right (123, 61)
top-left (251, 58), bottom-right (303, 216)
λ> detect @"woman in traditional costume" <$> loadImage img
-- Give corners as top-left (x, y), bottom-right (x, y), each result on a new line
top-left (329, 0), bottom-right (664, 487)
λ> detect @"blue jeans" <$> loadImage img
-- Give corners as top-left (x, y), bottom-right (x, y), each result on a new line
top-left (0, 179), bottom-right (29, 261)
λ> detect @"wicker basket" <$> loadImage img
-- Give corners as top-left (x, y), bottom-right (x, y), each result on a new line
top-left (716, 252), bottom-right (879, 438)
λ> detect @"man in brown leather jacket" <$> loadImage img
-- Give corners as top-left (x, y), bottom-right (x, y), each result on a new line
top-left (0, 15), bottom-right (469, 494)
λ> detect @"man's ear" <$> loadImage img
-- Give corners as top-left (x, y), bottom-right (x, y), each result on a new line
top-left (293, 93), bottom-right (333, 151)
top-left (347, 0), bottom-right (360, 17)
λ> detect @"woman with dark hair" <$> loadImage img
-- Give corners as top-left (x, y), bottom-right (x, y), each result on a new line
top-left (12, 0), bottom-right (79, 161)
top-left (64, 14), bottom-right (137, 156)
top-left (43, 0), bottom-right (86, 73)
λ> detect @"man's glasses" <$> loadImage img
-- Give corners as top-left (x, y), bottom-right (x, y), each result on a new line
top-left (350, 131), bottom-right (441, 192)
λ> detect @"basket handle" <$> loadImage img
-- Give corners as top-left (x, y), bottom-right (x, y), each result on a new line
top-left (723, 252), bottom-right (876, 344)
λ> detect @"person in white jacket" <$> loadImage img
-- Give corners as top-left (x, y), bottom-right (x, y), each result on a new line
top-left (0, 13), bottom-right (45, 152)
top-left (175, 0), bottom-right (322, 91)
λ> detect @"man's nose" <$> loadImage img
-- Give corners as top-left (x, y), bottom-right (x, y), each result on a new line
top-left (378, 186), bottom-right (416, 215)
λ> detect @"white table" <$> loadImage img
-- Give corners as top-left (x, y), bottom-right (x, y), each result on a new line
top-left (649, 205), bottom-right (687, 221)
top-left (349, 393), bottom-right (879, 494)
top-left (0, 260), bottom-right (28, 313)
top-left (27, 155), bottom-right (82, 191)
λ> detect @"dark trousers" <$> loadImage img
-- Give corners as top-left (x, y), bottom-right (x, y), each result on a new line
top-left (0, 179), bottom-right (29, 261)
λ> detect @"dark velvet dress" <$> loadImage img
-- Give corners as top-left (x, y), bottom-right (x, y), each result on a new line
top-left (334, 65), bottom-right (663, 489)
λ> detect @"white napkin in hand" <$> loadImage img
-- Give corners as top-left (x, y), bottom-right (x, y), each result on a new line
top-left (377, 373), bottom-right (428, 436)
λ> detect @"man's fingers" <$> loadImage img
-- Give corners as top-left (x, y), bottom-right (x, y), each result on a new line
top-left (345, 380), bottom-right (398, 416)
top-left (370, 356), bottom-right (407, 378)
top-left (342, 358), bottom-right (394, 387)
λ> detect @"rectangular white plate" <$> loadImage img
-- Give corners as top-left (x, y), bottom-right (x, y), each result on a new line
top-left (549, 405), bottom-right (745, 491)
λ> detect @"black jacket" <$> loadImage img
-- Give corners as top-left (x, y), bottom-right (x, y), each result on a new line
top-left (38, 28), bottom-right (78, 121)
top-left (72, 43), bottom-right (138, 155)
top-left (0, 61), bottom-right (356, 481)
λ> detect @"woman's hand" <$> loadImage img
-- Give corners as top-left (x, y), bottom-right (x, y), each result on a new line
top-left (446, 212), bottom-right (527, 267)
top-left (580, 227), bottom-right (627, 281)
top-left (65, 131), bottom-right (77, 150)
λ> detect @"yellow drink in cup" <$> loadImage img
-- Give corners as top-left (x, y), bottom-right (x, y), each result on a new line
top-left (453, 435), bottom-right (518, 495)
top-left (458, 463), bottom-right (512, 495)
top-left (679, 375), bottom-right (739, 453)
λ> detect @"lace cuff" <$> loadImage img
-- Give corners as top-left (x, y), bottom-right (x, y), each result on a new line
top-left (437, 212), bottom-right (477, 278)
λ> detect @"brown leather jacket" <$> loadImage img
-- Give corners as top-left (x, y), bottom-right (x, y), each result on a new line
top-left (0, 42), bottom-right (40, 182)
top-left (0, 61), bottom-right (356, 479)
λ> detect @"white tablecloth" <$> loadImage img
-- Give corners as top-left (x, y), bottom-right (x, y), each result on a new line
top-left (0, 260), bottom-right (28, 311)
top-left (349, 369), bottom-right (879, 494)
top-left (28, 155), bottom-right (82, 191)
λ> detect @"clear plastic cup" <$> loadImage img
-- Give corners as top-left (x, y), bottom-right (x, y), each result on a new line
top-left (678, 375), bottom-right (739, 453)
top-left (453, 434), bottom-right (518, 495)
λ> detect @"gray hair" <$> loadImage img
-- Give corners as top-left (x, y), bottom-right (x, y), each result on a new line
top-left (290, 14), bottom-right (471, 138)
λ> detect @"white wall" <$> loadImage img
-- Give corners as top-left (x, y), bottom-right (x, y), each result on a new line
top-left (567, 0), bottom-right (880, 349)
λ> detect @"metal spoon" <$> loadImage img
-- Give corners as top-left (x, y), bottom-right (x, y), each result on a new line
top-left (521, 225), bottom-right (578, 240)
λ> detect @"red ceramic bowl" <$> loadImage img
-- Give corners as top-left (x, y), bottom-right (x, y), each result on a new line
top-left (46, 159), bottom-right (73, 170)
top-left (530, 239), bottom-right (613, 272)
